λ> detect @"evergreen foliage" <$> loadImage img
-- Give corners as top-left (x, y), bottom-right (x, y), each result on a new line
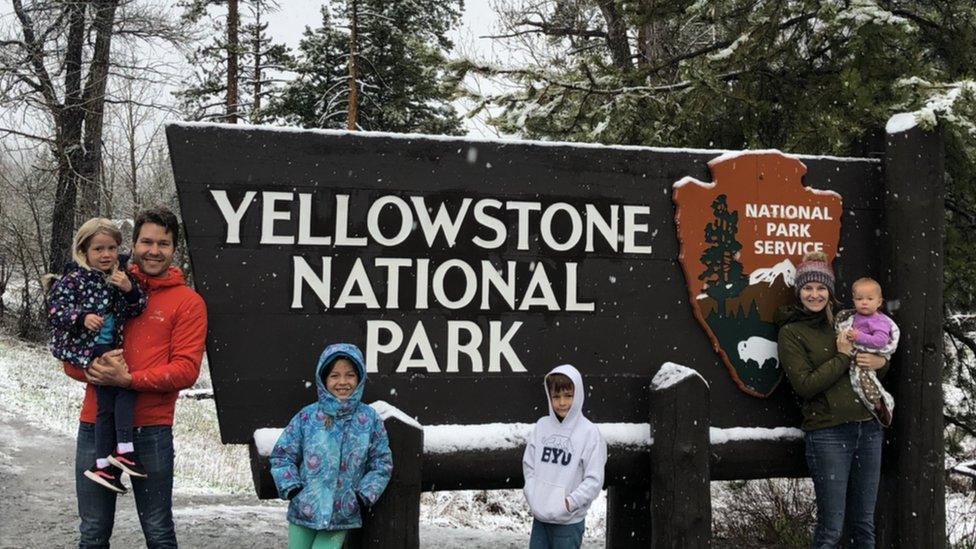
top-left (457, 0), bottom-right (976, 443)
top-left (176, 0), bottom-right (292, 123)
top-left (266, 0), bottom-right (464, 134)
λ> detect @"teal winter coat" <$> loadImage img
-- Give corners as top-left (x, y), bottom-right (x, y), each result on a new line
top-left (270, 343), bottom-right (393, 530)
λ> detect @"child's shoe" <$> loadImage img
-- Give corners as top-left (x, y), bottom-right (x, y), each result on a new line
top-left (108, 452), bottom-right (148, 478)
top-left (84, 466), bottom-right (128, 494)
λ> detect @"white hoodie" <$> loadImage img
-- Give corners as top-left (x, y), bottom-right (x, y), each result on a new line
top-left (522, 364), bottom-right (608, 525)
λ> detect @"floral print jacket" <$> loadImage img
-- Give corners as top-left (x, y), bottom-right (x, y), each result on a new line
top-left (47, 257), bottom-right (147, 368)
top-left (270, 343), bottom-right (394, 531)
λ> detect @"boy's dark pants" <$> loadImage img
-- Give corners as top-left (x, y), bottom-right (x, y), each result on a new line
top-left (75, 423), bottom-right (176, 548)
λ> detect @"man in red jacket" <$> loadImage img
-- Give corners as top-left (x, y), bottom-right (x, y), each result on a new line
top-left (64, 206), bottom-right (207, 548)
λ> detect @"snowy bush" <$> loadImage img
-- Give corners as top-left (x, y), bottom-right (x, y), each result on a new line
top-left (712, 479), bottom-right (816, 546)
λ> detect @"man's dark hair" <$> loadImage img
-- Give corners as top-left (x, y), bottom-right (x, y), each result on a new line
top-left (133, 206), bottom-right (180, 243)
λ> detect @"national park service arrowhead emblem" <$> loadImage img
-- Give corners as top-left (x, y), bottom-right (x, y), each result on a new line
top-left (672, 151), bottom-right (843, 397)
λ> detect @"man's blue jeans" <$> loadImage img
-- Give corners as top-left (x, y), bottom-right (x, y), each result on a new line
top-left (529, 518), bottom-right (585, 549)
top-left (805, 420), bottom-right (883, 549)
top-left (75, 423), bottom-right (176, 548)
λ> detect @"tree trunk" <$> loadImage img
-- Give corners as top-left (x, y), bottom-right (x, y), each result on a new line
top-left (127, 102), bottom-right (139, 212)
top-left (347, 0), bottom-right (359, 131)
top-left (227, 0), bottom-right (239, 123)
top-left (78, 0), bottom-right (120, 222)
top-left (597, 0), bottom-right (633, 72)
top-left (48, 1), bottom-right (86, 273)
top-left (637, 0), bottom-right (672, 80)
top-left (252, 2), bottom-right (263, 123)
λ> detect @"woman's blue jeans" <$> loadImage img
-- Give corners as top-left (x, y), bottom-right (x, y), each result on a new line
top-left (805, 420), bottom-right (883, 549)
top-left (75, 423), bottom-right (176, 548)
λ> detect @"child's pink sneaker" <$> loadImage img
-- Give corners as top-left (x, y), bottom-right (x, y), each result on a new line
top-left (108, 452), bottom-right (148, 478)
top-left (84, 466), bottom-right (128, 493)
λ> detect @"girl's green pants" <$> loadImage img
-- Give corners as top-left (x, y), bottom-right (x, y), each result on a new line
top-left (288, 523), bottom-right (348, 549)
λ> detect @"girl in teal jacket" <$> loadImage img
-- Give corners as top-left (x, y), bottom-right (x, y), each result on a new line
top-left (271, 343), bottom-right (393, 549)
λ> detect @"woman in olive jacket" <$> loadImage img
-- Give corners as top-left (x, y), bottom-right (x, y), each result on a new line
top-left (776, 252), bottom-right (888, 549)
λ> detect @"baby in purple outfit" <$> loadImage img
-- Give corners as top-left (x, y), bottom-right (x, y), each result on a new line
top-left (847, 278), bottom-right (893, 349)
top-left (841, 277), bottom-right (898, 425)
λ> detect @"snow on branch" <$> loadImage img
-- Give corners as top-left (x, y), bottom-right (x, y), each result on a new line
top-left (890, 79), bottom-right (976, 135)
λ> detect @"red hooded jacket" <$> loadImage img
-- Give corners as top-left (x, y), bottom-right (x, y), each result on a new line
top-left (64, 264), bottom-right (208, 426)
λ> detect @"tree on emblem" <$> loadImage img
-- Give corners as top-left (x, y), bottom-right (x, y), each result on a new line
top-left (699, 195), bottom-right (748, 317)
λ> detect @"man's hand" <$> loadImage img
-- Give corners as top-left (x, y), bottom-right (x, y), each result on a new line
top-left (85, 350), bottom-right (132, 388)
top-left (856, 352), bottom-right (887, 371)
top-left (83, 314), bottom-right (104, 332)
top-left (108, 271), bottom-right (132, 293)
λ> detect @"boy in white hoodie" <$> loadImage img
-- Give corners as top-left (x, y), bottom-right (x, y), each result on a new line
top-left (523, 364), bottom-right (608, 549)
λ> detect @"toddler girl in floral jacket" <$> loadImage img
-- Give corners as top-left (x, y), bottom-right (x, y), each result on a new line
top-left (47, 218), bottom-right (147, 493)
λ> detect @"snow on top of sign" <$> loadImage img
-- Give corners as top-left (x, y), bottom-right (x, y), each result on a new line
top-left (672, 176), bottom-right (715, 190)
top-left (600, 423), bottom-right (652, 447)
top-left (709, 426), bottom-right (803, 444)
top-left (253, 428), bottom-right (283, 457)
top-left (806, 187), bottom-right (842, 199)
top-left (749, 258), bottom-right (796, 286)
top-left (706, 149), bottom-right (807, 169)
top-left (166, 121), bottom-right (879, 164)
top-left (886, 112), bottom-right (919, 134)
top-left (252, 423), bottom-right (801, 456)
top-left (370, 400), bottom-right (423, 430)
top-left (425, 423), bottom-right (532, 454)
top-left (651, 362), bottom-right (707, 390)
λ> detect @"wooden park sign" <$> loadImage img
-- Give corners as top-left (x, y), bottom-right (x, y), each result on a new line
top-left (166, 122), bottom-right (946, 549)
top-left (672, 152), bottom-right (842, 397)
top-left (166, 123), bottom-right (884, 444)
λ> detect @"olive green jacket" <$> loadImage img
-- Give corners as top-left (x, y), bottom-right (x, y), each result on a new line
top-left (775, 306), bottom-right (890, 431)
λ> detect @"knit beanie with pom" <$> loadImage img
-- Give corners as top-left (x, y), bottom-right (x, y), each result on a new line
top-left (794, 251), bottom-right (835, 296)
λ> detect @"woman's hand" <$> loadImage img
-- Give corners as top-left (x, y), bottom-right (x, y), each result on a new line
top-left (836, 333), bottom-right (854, 358)
top-left (856, 352), bottom-right (887, 371)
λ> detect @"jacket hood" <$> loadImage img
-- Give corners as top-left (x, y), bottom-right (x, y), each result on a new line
top-left (128, 264), bottom-right (186, 291)
top-left (315, 343), bottom-right (367, 417)
top-left (544, 364), bottom-right (584, 429)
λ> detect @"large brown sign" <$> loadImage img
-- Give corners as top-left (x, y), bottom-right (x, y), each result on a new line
top-left (672, 151), bottom-right (843, 397)
top-left (168, 124), bottom-right (885, 443)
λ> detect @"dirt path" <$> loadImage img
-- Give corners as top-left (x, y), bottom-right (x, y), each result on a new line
top-left (0, 407), bottom-right (561, 548)
top-left (0, 407), bottom-right (289, 548)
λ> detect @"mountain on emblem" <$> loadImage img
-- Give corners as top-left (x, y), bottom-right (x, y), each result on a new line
top-left (672, 151), bottom-right (843, 397)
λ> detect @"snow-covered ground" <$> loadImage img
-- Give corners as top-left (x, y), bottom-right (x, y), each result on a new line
top-left (0, 335), bottom-right (604, 547)
top-left (1, 333), bottom-right (973, 547)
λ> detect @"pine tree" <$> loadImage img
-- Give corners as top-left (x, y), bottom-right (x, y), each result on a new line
top-left (176, 0), bottom-right (291, 123)
top-left (699, 195), bottom-right (748, 317)
top-left (267, 0), bottom-right (463, 134)
top-left (460, 0), bottom-right (976, 442)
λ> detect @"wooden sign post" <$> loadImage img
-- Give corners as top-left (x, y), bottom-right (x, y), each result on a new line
top-left (166, 122), bottom-right (945, 548)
